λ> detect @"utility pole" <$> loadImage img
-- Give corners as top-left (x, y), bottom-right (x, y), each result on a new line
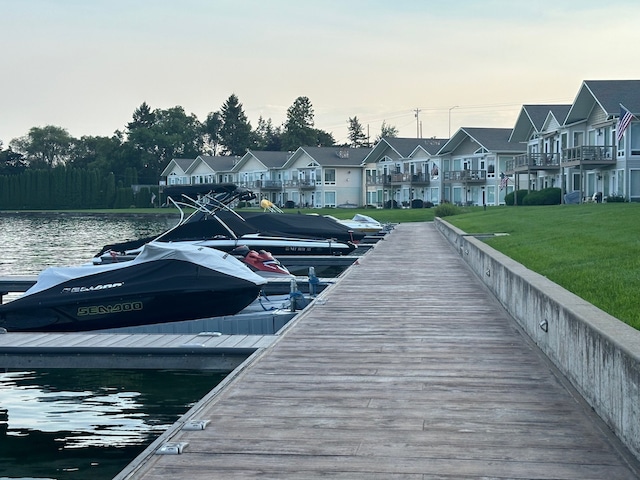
top-left (414, 108), bottom-right (421, 138)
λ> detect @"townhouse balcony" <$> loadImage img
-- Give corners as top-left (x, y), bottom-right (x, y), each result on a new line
top-left (298, 180), bottom-right (316, 190)
top-left (443, 170), bottom-right (486, 184)
top-left (280, 179), bottom-right (318, 190)
top-left (366, 173), bottom-right (430, 187)
top-left (561, 146), bottom-right (615, 168)
top-left (505, 152), bottom-right (561, 173)
top-left (255, 180), bottom-right (283, 190)
top-left (407, 172), bottom-right (430, 185)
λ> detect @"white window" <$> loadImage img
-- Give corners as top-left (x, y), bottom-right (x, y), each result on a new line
top-left (324, 169), bottom-right (336, 184)
top-left (630, 170), bottom-right (640, 200)
top-left (487, 186), bottom-right (495, 205)
top-left (630, 123), bottom-right (640, 156)
top-left (324, 191), bottom-right (336, 207)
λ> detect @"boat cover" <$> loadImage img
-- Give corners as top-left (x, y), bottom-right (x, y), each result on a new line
top-left (217, 211), bottom-right (366, 242)
top-left (29, 242), bottom-right (266, 296)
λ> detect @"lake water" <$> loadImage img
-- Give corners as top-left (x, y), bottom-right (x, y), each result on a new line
top-left (0, 213), bottom-right (225, 480)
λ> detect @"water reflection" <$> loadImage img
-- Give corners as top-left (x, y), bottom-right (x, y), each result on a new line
top-left (0, 213), bottom-right (176, 275)
top-left (0, 369), bottom-right (224, 479)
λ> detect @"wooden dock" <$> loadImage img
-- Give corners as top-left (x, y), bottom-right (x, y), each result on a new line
top-left (0, 332), bottom-right (275, 371)
top-left (119, 222), bottom-right (640, 479)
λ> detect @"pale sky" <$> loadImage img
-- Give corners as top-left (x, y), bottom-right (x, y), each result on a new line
top-left (2, 0), bottom-right (640, 147)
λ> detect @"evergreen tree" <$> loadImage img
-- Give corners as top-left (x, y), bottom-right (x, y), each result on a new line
top-left (202, 111), bottom-right (223, 155)
top-left (219, 94), bottom-right (253, 156)
top-left (376, 120), bottom-right (399, 142)
top-left (281, 96), bottom-right (335, 150)
top-left (347, 116), bottom-right (368, 147)
top-left (254, 116), bottom-right (282, 151)
top-left (314, 129), bottom-right (335, 147)
top-left (281, 96), bottom-right (317, 150)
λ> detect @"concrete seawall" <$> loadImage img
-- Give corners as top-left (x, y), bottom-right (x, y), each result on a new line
top-left (435, 217), bottom-right (640, 461)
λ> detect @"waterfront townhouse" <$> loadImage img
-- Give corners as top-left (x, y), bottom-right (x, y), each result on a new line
top-left (562, 79), bottom-right (640, 202)
top-left (233, 150), bottom-right (291, 206)
top-left (280, 146), bottom-right (371, 208)
top-left (158, 79), bottom-right (640, 207)
top-left (506, 80), bottom-right (640, 203)
top-left (507, 104), bottom-right (571, 196)
top-left (437, 127), bottom-right (525, 206)
top-left (161, 155), bottom-right (237, 187)
top-left (188, 155), bottom-right (237, 185)
top-left (362, 137), bottom-right (447, 208)
top-left (160, 158), bottom-right (196, 185)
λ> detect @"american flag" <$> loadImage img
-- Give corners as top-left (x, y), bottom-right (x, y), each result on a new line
top-left (499, 172), bottom-right (509, 190)
top-left (616, 104), bottom-right (634, 143)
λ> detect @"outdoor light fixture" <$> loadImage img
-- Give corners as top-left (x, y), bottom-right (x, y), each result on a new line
top-left (539, 319), bottom-right (549, 332)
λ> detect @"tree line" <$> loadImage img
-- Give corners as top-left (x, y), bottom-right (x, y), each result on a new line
top-left (0, 94), bottom-right (398, 186)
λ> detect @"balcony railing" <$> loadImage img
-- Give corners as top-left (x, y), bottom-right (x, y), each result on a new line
top-left (443, 170), bottom-right (486, 183)
top-left (365, 172), bottom-right (430, 186)
top-left (562, 146), bottom-right (615, 165)
top-left (506, 152), bottom-right (561, 171)
top-left (280, 179), bottom-right (318, 189)
top-left (255, 180), bottom-right (282, 190)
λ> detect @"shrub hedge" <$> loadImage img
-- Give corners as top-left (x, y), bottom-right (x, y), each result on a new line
top-left (506, 188), bottom-right (561, 206)
top-left (504, 189), bottom-right (529, 206)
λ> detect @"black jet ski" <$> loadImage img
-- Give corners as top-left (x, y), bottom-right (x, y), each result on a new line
top-left (0, 242), bottom-right (267, 332)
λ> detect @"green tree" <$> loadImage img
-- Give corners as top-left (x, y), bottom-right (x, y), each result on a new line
top-left (219, 94), bottom-right (253, 156)
top-left (0, 146), bottom-right (27, 174)
top-left (202, 111), bottom-right (223, 155)
top-left (69, 134), bottom-right (123, 175)
top-left (125, 103), bottom-right (203, 183)
top-left (281, 96), bottom-right (317, 150)
top-left (281, 96), bottom-right (335, 150)
top-left (376, 120), bottom-right (399, 142)
top-left (347, 116), bottom-right (368, 147)
top-left (314, 128), bottom-right (335, 147)
top-left (254, 116), bottom-right (282, 151)
top-left (10, 125), bottom-right (74, 168)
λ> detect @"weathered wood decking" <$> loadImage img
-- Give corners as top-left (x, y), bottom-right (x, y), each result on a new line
top-left (122, 222), bottom-right (640, 479)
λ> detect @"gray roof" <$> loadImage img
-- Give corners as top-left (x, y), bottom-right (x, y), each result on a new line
top-left (566, 79), bottom-right (640, 124)
top-left (382, 137), bottom-right (448, 156)
top-left (439, 127), bottom-right (524, 155)
top-left (246, 150), bottom-right (292, 169)
top-left (296, 146), bottom-right (372, 167)
top-left (510, 105), bottom-right (571, 142)
top-left (198, 155), bottom-right (237, 172)
top-left (161, 158), bottom-right (196, 176)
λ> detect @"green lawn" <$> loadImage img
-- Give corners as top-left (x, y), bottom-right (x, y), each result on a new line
top-left (443, 203), bottom-right (640, 330)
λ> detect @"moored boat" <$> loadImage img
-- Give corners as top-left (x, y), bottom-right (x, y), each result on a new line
top-left (0, 242), bottom-right (267, 332)
top-left (94, 185), bottom-right (357, 262)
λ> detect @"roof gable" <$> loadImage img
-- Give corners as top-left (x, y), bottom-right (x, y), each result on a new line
top-left (363, 137), bottom-right (447, 164)
top-left (565, 79), bottom-right (640, 124)
top-left (160, 158), bottom-right (196, 176)
top-left (510, 105), bottom-right (571, 142)
top-left (439, 128), bottom-right (523, 155)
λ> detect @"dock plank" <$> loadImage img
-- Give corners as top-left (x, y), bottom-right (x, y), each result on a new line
top-left (122, 223), bottom-right (640, 479)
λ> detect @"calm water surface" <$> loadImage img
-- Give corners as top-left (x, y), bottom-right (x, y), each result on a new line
top-left (0, 212), bottom-right (177, 275)
top-left (0, 213), bottom-right (225, 480)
